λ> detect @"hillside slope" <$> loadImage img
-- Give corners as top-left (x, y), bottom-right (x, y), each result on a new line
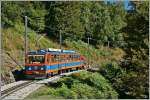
top-left (1, 22), bottom-right (125, 84)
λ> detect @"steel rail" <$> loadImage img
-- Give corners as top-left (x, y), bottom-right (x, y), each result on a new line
top-left (1, 81), bottom-right (35, 99)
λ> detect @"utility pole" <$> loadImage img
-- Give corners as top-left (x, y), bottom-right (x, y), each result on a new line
top-left (87, 37), bottom-right (90, 68)
top-left (107, 41), bottom-right (110, 48)
top-left (24, 16), bottom-right (27, 64)
top-left (59, 30), bottom-right (62, 52)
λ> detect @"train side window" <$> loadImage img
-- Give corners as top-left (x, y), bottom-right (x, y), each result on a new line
top-left (53, 55), bottom-right (56, 62)
top-left (74, 55), bottom-right (77, 60)
top-left (74, 55), bottom-right (76, 60)
top-left (62, 55), bottom-right (65, 62)
top-left (51, 55), bottom-right (55, 62)
top-left (68, 55), bottom-right (70, 61)
top-left (62, 55), bottom-right (64, 62)
top-left (69, 55), bottom-right (71, 61)
top-left (71, 55), bottom-right (73, 60)
top-left (73, 55), bottom-right (75, 60)
top-left (76, 55), bottom-right (78, 60)
top-left (60, 55), bottom-right (62, 62)
top-left (48, 55), bottom-right (51, 63)
top-left (72, 55), bottom-right (73, 60)
top-left (67, 55), bottom-right (69, 61)
top-left (51, 55), bottom-right (53, 62)
top-left (77, 55), bottom-right (79, 60)
top-left (70, 55), bottom-right (72, 60)
top-left (57, 55), bottom-right (59, 61)
top-left (47, 55), bottom-right (49, 63)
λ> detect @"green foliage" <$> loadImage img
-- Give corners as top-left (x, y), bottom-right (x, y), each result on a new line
top-left (26, 2), bottom-right (47, 31)
top-left (99, 60), bottom-right (148, 98)
top-left (64, 39), bottom-right (116, 67)
top-left (100, 61), bottom-right (123, 81)
top-left (1, 1), bottom-right (149, 99)
top-left (45, 1), bottom-right (126, 47)
top-left (45, 2), bottom-right (85, 40)
top-left (89, 2), bottom-right (126, 46)
top-left (2, 1), bottom-right (46, 31)
top-left (2, 2), bottom-right (22, 27)
top-left (121, 1), bottom-right (149, 98)
top-left (46, 71), bottom-right (118, 99)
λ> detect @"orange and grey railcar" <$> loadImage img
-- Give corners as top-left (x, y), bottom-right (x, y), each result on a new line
top-left (24, 48), bottom-right (87, 79)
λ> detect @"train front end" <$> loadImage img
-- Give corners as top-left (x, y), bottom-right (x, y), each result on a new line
top-left (24, 50), bottom-right (47, 79)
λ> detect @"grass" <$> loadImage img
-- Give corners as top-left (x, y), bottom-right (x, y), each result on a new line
top-left (24, 86), bottom-right (63, 100)
top-left (26, 71), bottom-right (118, 99)
top-left (64, 39), bottom-right (125, 67)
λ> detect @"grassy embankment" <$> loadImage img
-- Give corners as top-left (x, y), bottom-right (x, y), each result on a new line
top-left (2, 22), bottom-right (125, 75)
top-left (26, 71), bottom-right (118, 99)
top-left (2, 22), bottom-right (125, 98)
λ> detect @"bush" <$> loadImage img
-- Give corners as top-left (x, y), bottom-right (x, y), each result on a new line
top-left (47, 71), bottom-right (118, 99)
top-left (99, 61), bottom-right (124, 82)
top-left (99, 60), bottom-right (149, 99)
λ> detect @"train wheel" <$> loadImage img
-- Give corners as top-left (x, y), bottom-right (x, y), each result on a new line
top-left (46, 73), bottom-right (51, 78)
top-left (58, 70), bottom-right (62, 74)
top-left (82, 66), bottom-right (85, 69)
top-left (63, 69), bottom-right (66, 73)
top-left (76, 67), bottom-right (79, 70)
top-left (66, 69), bottom-right (68, 73)
top-left (68, 68), bottom-right (71, 72)
top-left (51, 72), bottom-right (53, 77)
top-left (68, 69), bottom-right (70, 72)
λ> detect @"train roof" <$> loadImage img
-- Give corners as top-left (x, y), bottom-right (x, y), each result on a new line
top-left (27, 48), bottom-right (80, 55)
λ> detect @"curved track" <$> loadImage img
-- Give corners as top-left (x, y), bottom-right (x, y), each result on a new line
top-left (1, 81), bottom-right (35, 99)
top-left (1, 69), bottom-right (87, 100)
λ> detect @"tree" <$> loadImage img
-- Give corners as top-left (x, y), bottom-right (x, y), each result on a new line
top-left (45, 1), bottom-right (85, 40)
top-left (121, 1), bottom-right (149, 98)
top-left (89, 2), bottom-right (126, 46)
top-left (2, 1), bottom-right (47, 32)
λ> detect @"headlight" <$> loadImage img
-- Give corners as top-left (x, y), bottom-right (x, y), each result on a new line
top-left (41, 67), bottom-right (44, 70)
top-left (28, 67), bottom-right (32, 70)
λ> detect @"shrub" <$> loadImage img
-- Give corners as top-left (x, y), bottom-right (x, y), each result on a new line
top-left (48, 71), bottom-right (118, 99)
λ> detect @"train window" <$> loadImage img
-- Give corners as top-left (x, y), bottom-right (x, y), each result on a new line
top-left (49, 55), bottom-right (52, 63)
top-left (66, 55), bottom-right (69, 61)
top-left (59, 55), bottom-right (62, 62)
top-left (78, 55), bottom-right (80, 60)
top-left (70, 55), bottom-right (72, 60)
top-left (76, 55), bottom-right (79, 60)
top-left (47, 55), bottom-right (50, 63)
top-left (56, 55), bottom-right (59, 61)
top-left (73, 55), bottom-right (76, 60)
top-left (72, 55), bottom-right (74, 60)
top-left (53, 55), bottom-right (58, 62)
top-left (28, 55), bottom-right (45, 64)
top-left (67, 55), bottom-right (70, 61)
top-left (62, 55), bottom-right (64, 62)
top-left (62, 55), bottom-right (65, 62)
top-left (51, 55), bottom-right (55, 62)
top-left (74, 55), bottom-right (77, 60)
top-left (69, 55), bottom-right (71, 60)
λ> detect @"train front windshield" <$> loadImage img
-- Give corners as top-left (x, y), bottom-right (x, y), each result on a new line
top-left (27, 55), bottom-right (45, 64)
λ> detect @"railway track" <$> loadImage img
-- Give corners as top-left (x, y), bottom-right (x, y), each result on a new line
top-left (1, 81), bottom-right (35, 99)
top-left (1, 69), bottom-right (87, 100)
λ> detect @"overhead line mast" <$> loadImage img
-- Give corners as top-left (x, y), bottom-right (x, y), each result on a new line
top-left (24, 16), bottom-right (28, 65)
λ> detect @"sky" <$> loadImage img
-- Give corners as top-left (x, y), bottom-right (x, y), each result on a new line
top-left (105, 0), bottom-right (134, 10)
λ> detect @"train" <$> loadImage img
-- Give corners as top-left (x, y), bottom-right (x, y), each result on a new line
top-left (24, 48), bottom-right (87, 79)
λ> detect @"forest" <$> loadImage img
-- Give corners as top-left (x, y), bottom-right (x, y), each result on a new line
top-left (1, 1), bottom-right (149, 99)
